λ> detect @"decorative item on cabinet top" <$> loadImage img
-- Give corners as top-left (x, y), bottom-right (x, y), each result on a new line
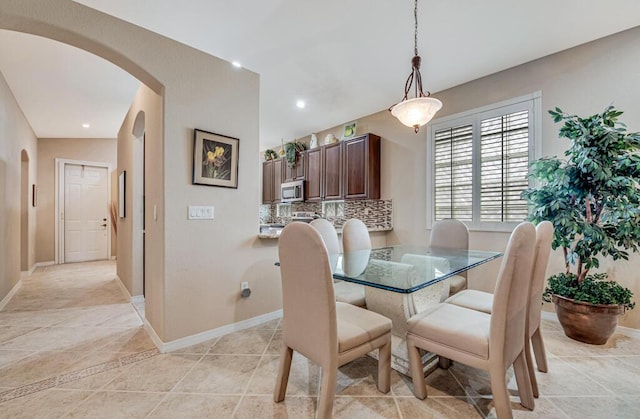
top-left (342, 121), bottom-right (357, 139)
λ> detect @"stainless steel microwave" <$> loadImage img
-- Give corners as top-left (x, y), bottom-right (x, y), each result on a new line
top-left (281, 180), bottom-right (304, 202)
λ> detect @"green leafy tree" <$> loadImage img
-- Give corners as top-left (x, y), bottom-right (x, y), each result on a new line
top-left (522, 106), bottom-right (640, 308)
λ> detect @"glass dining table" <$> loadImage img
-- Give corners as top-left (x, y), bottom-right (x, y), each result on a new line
top-left (329, 245), bottom-right (502, 376)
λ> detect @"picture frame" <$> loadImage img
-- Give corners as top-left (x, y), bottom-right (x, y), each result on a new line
top-left (118, 171), bottom-right (126, 218)
top-left (193, 129), bottom-right (239, 188)
top-left (342, 121), bottom-right (357, 139)
top-left (32, 184), bottom-right (37, 207)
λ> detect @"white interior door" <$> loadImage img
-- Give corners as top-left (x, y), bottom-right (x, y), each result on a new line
top-left (64, 164), bottom-right (109, 262)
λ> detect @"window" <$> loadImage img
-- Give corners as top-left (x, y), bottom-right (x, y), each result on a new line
top-left (427, 93), bottom-right (541, 230)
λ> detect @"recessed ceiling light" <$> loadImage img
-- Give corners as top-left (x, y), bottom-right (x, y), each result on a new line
top-left (232, 61), bottom-right (242, 68)
top-left (296, 100), bottom-right (306, 109)
top-left (82, 123), bottom-right (90, 128)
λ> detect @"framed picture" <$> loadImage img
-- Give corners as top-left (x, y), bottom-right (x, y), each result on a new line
top-left (118, 171), bottom-right (126, 218)
top-left (32, 184), bottom-right (37, 207)
top-left (342, 121), bottom-right (357, 139)
top-left (193, 129), bottom-right (239, 188)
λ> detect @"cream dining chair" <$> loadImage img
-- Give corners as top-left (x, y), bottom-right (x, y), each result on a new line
top-left (406, 222), bottom-right (536, 419)
top-left (429, 219), bottom-right (469, 296)
top-left (310, 218), bottom-right (366, 307)
top-left (275, 222), bottom-right (392, 419)
top-left (445, 221), bottom-right (554, 397)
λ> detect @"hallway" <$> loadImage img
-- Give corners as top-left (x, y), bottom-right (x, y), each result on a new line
top-left (1, 261), bottom-right (639, 418)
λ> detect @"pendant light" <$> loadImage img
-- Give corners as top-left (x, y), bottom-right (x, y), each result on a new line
top-left (390, 0), bottom-right (442, 133)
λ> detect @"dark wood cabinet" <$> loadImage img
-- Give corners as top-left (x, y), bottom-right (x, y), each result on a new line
top-left (305, 142), bottom-right (344, 201)
top-left (263, 133), bottom-right (380, 203)
top-left (273, 158), bottom-right (283, 202)
top-left (343, 134), bottom-right (380, 200)
top-left (323, 142), bottom-right (343, 200)
top-left (262, 160), bottom-right (274, 204)
top-left (283, 152), bottom-right (305, 182)
top-left (305, 148), bottom-right (323, 202)
top-left (262, 158), bottom-right (284, 204)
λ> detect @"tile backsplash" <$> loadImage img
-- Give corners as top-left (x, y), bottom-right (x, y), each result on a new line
top-left (260, 199), bottom-right (393, 231)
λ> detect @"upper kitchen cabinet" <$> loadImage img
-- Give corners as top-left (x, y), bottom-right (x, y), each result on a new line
top-left (305, 142), bottom-right (343, 202)
top-left (323, 141), bottom-right (343, 200)
top-left (343, 134), bottom-right (380, 200)
top-left (305, 148), bottom-right (323, 202)
top-left (283, 152), bottom-right (305, 182)
top-left (261, 158), bottom-right (284, 204)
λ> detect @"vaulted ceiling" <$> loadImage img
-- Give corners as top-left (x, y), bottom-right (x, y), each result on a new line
top-left (1, 0), bottom-right (639, 148)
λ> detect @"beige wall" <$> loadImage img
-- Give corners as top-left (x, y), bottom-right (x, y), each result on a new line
top-left (312, 25), bottom-right (640, 329)
top-left (36, 138), bottom-right (117, 263)
top-left (0, 70), bottom-right (38, 300)
top-left (0, 1), bottom-right (285, 343)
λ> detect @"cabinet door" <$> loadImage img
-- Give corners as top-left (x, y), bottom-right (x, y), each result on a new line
top-left (294, 153), bottom-right (305, 179)
top-left (262, 160), bottom-right (274, 204)
top-left (343, 134), bottom-right (380, 200)
top-left (305, 148), bottom-right (323, 202)
top-left (273, 158), bottom-right (284, 202)
top-left (323, 142), bottom-right (343, 200)
top-left (284, 153), bottom-right (305, 181)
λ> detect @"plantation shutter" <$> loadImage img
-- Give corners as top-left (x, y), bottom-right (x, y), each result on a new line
top-left (434, 124), bottom-right (473, 221)
top-left (479, 110), bottom-right (529, 222)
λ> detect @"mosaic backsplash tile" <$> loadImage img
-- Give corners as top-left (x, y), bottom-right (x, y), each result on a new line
top-left (259, 199), bottom-right (393, 231)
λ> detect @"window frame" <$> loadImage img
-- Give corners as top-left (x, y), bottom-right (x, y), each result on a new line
top-left (426, 92), bottom-right (542, 232)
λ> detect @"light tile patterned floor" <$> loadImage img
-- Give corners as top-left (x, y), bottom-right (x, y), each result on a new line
top-left (0, 260), bottom-right (639, 418)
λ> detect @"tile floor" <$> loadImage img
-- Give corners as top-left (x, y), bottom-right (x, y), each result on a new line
top-left (0, 260), bottom-right (639, 418)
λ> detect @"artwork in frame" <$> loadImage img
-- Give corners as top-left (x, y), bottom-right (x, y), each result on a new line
top-left (342, 121), bottom-right (357, 139)
top-left (193, 129), bottom-right (239, 188)
top-left (32, 184), bottom-right (37, 207)
top-left (118, 171), bottom-right (126, 218)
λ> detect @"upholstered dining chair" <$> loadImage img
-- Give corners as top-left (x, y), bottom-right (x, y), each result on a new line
top-left (445, 221), bottom-right (554, 398)
top-left (337, 218), bottom-right (372, 307)
top-left (310, 218), bottom-right (366, 307)
top-left (275, 222), bottom-right (392, 419)
top-left (342, 218), bottom-right (372, 252)
top-left (406, 222), bottom-right (536, 419)
top-left (429, 219), bottom-right (469, 296)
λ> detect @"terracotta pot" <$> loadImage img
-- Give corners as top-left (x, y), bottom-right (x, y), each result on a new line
top-left (552, 294), bottom-right (624, 345)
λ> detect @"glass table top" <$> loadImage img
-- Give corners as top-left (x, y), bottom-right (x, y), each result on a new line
top-left (331, 245), bottom-right (502, 294)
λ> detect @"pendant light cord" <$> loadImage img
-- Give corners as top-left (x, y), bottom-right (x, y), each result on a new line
top-left (414, 0), bottom-right (419, 57)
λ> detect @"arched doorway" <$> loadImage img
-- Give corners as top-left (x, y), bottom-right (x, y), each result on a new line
top-left (132, 111), bottom-right (146, 300)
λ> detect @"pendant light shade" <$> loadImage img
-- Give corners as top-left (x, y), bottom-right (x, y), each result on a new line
top-left (390, 0), bottom-right (441, 133)
top-left (391, 97), bottom-right (442, 130)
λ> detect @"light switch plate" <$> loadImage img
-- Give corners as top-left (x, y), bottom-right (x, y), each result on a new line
top-left (188, 205), bottom-right (214, 220)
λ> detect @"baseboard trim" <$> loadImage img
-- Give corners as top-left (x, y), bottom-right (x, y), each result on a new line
top-left (35, 261), bottom-right (55, 268)
top-left (154, 309), bottom-right (284, 353)
top-left (0, 280), bottom-right (22, 311)
top-left (541, 310), bottom-right (640, 338)
top-left (131, 295), bottom-right (145, 304)
top-left (115, 275), bottom-right (132, 301)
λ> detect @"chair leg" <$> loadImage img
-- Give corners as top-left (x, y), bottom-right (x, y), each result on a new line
top-left (513, 350), bottom-right (535, 410)
top-left (377, 337), bottom-right (391, 393)
top-left (489, 366), bottom-right (513, 419)
top-left (531, 327), bottom-right (548, 373)
top-left (407, 337), bottom-right (427, 400)
top-left (525, 336), bottom-right (539, 398)
top-left (273, 345), bottom-right (293, 403)
top-left (316, 367), bottom-right (337, 419)
top-left (438, 356), bottom-right (452, 369)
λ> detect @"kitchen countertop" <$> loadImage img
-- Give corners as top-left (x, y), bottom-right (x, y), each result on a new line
top-left (258, 225), bottom-right (393, 239)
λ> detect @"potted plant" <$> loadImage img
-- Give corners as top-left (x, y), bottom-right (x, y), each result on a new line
top-left (522, 106), bottom-right (638, 344)
top-left (284, 140), bottom-right (307, 168)
top-left (264, 149), bottom-right (278, 161)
